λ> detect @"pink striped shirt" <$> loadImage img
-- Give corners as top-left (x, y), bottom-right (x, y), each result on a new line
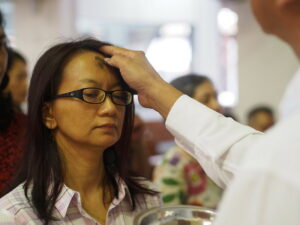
top-left (0, 179), bottom-right (161, 225)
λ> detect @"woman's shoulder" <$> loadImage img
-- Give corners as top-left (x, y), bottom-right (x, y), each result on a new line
top-left (0, 209), bottom-right (18, 224)
top-left (0, 183), bottom-right (32, 215)
top-left (134, 177), bottom-right (159, 191)
top-left (127, 177), bottom-right (162, 206)
top-left (127, 177), bottom-right (161, 204)
top-left (0, 184), bottom-right (40, 224)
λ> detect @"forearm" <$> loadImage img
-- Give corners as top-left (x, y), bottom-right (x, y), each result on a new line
top-left (166, 95), bottom-right (262, 188)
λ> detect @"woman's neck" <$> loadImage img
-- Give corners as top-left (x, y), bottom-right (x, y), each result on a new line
top-left (55, 135), bottom-right (106, 195)
top-left (54, 134), bottom-right (113, 223)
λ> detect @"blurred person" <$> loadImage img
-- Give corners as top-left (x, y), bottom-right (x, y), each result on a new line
top-left (223, 108), bottom-right (239, 121)
top-left (129, 114), bottom-right (152, 179)
top-left (0, 39), bottom-right (161, 225)
top-left (0, 10), bottom-right (8, 88)
top-left (247, 106), bottom-right (275, 132)
top-left (0, 86), bottom-right (26, 196)
top-left (3, 49), bottom-right (28, 112)
top-left (153, 74), bottom-right (222, 208)
top-left (0, 46), bottom-right (26, 197)
top-left (100, 0), bottom-right (300, 223)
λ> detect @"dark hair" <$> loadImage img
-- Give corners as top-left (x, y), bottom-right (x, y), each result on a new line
top-left (247, 106), bottom-right (274, 122)
top-left (0, 48), bottom-right (17, 131)
top-left (6, 48), bottom-right (26, 72)
top-left (0, 9), bottom-right (4, 28)
top-left (18, 38), bottom-right (157, 224)
top-left (170, 74), bottom-right (211, 97)
top-left (0, 9), bottom-right (8, 91)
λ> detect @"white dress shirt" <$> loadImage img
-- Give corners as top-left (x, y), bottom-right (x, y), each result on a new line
top-left (279, 68), bottom-right (300, 120)
top-left (166, 94), bottom-right (300, 225)
top-left (166, 95), bottom-right (261, 189)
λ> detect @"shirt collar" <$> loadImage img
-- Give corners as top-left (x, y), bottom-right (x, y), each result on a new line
top-left (109, 177), bottom-right (133, 210)
top-left (55, 185), bottom-right (79, 218)
top-left (54, 177), bottom-right (133, 218)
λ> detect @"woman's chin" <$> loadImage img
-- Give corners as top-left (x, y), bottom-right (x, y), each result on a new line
top-left (91, 139), bottom-right (119, 150)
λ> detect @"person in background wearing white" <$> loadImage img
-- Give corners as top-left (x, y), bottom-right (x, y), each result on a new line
top-left (100, 0), bottom-right (300, 224)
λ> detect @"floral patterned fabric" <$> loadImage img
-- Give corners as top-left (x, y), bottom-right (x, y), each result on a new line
top-left (153, 146), bottom-right (223, 208)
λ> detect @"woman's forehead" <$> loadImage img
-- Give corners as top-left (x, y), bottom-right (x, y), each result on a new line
top-left (60, 51), bottom-right (121, 88)
top-left (63, 51), bottom-right (106, 73)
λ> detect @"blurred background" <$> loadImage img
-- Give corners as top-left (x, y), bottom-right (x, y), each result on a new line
top-left (0, 0), bottom-right (298, 167)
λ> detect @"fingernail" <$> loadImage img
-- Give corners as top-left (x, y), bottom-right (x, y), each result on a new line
top-left (103, 58), bottom-right (111, 64)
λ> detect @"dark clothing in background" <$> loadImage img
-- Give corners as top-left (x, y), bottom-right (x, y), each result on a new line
top-left (0, 111), bottom-right (26, 195)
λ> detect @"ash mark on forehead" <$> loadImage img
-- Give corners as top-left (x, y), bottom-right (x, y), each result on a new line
top-left (94, 56), bottom-right (106, 69)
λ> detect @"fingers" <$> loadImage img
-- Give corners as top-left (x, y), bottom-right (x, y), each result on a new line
top-left (104, 54), bottom-right (129, 68)
top-left (100, 45), bottom-right (145, 59)
top-left (100, 45), bottom-right (132, 57)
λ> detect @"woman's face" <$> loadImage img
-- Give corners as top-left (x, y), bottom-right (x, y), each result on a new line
top-left (46, 51), bottom-right (126, 150)
top-left (6, 59), bottom-right (28, 105)
top-left (193, 81), bottom-right (221, 113)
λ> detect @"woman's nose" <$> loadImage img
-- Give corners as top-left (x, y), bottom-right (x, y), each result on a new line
top-left (97, 95), bottom-right (118, 116)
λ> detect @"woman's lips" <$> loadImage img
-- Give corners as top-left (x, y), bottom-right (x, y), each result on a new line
top-left (94, 124), bottom-right (117, 130)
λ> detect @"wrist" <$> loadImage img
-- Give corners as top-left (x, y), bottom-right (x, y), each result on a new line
top-left (146, 81), bottom-right (183, 119)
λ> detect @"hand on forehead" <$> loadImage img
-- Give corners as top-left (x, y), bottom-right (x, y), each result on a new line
top-left (94, 55), bottom-right (106, 69)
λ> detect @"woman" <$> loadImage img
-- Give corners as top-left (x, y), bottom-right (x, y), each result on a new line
top-left (4, 49), bottom-right (28, 112)
top-left (0, 39), bottom-right (160, 225)
top-left (0, 46), bottom-right (26, 196)
top-left (153, 74), bottom-right (223, 208)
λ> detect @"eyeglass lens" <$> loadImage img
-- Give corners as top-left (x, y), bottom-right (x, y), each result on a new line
top-left (82, 89), bottom-right (131, 105)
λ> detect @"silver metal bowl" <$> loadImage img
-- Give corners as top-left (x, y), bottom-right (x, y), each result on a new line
top-left (134, 205), bottom-right (216, 225)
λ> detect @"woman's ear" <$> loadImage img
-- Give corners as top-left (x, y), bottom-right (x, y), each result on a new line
top-left (42, 103), bottom-right (57, 129)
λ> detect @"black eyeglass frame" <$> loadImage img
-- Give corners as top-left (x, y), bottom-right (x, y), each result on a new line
top-left (52, 87), bottom-right (133, 106)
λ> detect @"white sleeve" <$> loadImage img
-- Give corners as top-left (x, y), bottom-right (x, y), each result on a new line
top-left (165, 95), bottom-right (262, 188)
top-left (214, 169), bottom-right (300, 225)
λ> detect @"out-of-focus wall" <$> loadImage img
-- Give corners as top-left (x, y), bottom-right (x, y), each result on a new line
top-left (235, 2), bottom-right (299, 122)
top-left (76, 0), bottom-right (222, 88)
top-left (13, 0), bottom-right (76, 71)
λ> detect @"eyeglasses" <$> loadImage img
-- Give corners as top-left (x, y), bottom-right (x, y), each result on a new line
top-left (52, 88), bottom-right (133, 106)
